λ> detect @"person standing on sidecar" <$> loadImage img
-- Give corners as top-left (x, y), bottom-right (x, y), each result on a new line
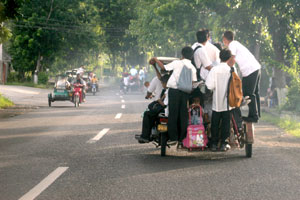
top-left (223, 31), bottom-right (261, 123)
top-left (149, 47), bottom-right (197, 145)
top-left (205, 48), bottom-right (236, 151)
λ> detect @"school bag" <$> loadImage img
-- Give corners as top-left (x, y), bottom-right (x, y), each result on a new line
top-left (177, 62), bottom-right (193, 94)
top-left (227, 67), bottom-right (243, 108)
top-left (182, 105), bottom-right (208, 149)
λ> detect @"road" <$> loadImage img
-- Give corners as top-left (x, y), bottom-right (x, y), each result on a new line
top-left (1, 85), bottom-right (300, 200)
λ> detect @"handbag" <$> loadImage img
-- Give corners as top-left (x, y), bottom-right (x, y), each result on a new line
top-left (148, 101), bottom-right (165, 116)
top-left (177, 62), bottom-right (193, 94)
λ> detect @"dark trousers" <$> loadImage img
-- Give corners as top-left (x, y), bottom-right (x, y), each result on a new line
top-left (211, 110), bottom-right (230, 145)
top-left (168, 88), bottom-right (189, 141)
top-left (141, 111), bottom-right (157, 140)
top-left (232, 107), bottom-right (243, 130)
top-left (242, 70), bottom-right (261, 119)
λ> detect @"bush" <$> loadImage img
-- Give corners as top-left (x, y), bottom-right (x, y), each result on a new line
top-left (283, 81), bottom-right (300, 113)
top-left (7, 72), bottom-right (18, 82)
top-left (38, 72), bottom-right (49, 85)
top-left (0, 94), bottom-right (14, 108)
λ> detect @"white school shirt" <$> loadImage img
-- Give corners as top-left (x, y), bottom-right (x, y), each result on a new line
top-left (228, 40), bottom-right (261, 77)
top-left (147, 76), bottom-right (163, 101)
top-left (164, 59), bottom-right (197, 89)
top-left (205, 62), bottom-right (236, 112)
top-left (205, 41), bottom-right (220, 66)
top-left (192, 43), bottom-right (212, 81)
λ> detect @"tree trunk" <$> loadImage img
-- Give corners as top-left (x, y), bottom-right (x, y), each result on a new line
top-left (34, 53), bottom-right (42, 84)
top-left (254, 42), bottom-right (260, 60)
top-left (110, 54), bottom-right (116, 74)
top-left (267, 15), bottom-right (287, 89)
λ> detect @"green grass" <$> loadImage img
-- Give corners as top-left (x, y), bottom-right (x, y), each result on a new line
top-left (6, 82), bottom-right (51, 89)
top-left (0, 94), bottom-right (14, 109)
top-left (261, 112), bottom-right (300, 137)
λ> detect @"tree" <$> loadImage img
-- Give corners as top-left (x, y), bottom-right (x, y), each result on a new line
top-left (8, 0), bottom-right (98, 79)
top-left (0, 0), bottom-right (24, 43)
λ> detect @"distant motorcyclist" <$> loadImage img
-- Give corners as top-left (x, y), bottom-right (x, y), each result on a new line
top-left (91, 75), bottom-right (98, 84)
top-left (73, 73), bottom-right (86, 102)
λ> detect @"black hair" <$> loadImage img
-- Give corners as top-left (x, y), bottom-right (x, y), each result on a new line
top-left (161, 74), bottom-right (170, 84)
top-left (203, 28), bottom-right (210, 38)
top-left (213, 42), bottom-right (222, 51)
top-left (223, 31), bottom-right (234, 41)
top-left (220, 48), bottom-right (232, 62)
top-left (181, 46), bottom-right (194, 60)
top-left (196, 30), bottom-right (207, 43)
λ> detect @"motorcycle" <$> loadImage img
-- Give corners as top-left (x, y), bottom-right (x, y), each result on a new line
top-left (73, 83), bottom-right (84, 107)
top-left (92, 83), bottom-right (97, 95)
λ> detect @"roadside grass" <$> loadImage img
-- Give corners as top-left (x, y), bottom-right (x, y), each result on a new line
top-left (6, 82), bottom-right (51, 89)
top-left (0, 94), bottom-right (14, 109)
top-left (261, 112), bottom-right (300, 137)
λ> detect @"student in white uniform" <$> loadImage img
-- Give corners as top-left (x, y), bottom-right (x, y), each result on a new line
top-left (192, 30), bottom-right (213, 81)
top-left (205, 48), bottom-right (236, 151)
top-left (145, 64), bottom-right (166, 100)
top-left (204, 29), bottom-right (220, 66)
top-left (136, 75), bottom-right (170, 143)
top-left (146, 76), bottom-right (163, 100)
top-left (149, 47), bottom-right (197, 144)
top-left (192, 30), bottom-right (214, 120)
top-left (223, 31), bottom-right (261, 122)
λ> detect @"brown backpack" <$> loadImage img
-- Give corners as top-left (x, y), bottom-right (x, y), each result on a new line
top-left (227, 68), bottom-right (243, 108)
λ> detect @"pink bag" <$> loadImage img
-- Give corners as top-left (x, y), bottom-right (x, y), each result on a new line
top-left (182, 105), bottom-right (208, 149)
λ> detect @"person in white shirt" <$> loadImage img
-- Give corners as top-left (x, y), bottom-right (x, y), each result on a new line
top-left (77, 65), bottom-right (85, 77)
top-left (149, 47), bottom-right (197, 144)
top-left (192, 30), bottom-right (215, 121)
top-left (192, 30), bottom-right (213, 81)
top-left (130, 67), bottom-right (138, 77)
top-left (146, 77), bottom-right (163, 100)
top-left (203, 29), bottom-right (220, 66)
top-left (206, 48), bottom-right (236, 151)
top-left (136, 75), bottom-right (170, 143)
top-left (223, 31), bottom-right (261, 122)
top-left (145, 64), bottom-right (166, 100)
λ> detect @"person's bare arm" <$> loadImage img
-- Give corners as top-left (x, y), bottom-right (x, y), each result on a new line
top-left (149, 57), bottom-right (165, 71)
top-left (227, 56), bottom-right (236, 67)
top-left (153, 64), bottom-right (162, 80)
top-left (145, 92), bottom-right (153, 99)
top-left (205, 65), bottom-right (213, 71)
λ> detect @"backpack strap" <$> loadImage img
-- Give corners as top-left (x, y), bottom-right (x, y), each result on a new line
top-left (192, 45), bottom-right (202, 81)
top-left (227, 67), bottom-right (234, 111)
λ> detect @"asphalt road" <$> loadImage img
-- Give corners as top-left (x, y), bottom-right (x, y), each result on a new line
top-left (1, 85), bottom-right (300, 200)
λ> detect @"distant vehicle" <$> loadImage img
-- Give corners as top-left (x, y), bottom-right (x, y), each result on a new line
top-left (48, 75), bottom-right (72, 107)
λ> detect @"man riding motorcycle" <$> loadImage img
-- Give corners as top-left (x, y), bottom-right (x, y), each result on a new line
top-left (72, 73), bottom-right (86, 102)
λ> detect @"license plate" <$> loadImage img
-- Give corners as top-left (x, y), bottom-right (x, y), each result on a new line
top-left (157, 124), bottom-right (168, 132)
top-left (57, 89), bottom-right (64, 93)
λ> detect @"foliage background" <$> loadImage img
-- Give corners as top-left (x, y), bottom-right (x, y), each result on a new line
top-left (1, 0), bottom-right (300, 112)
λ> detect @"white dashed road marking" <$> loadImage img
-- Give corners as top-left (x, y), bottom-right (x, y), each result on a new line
top-left (19, 167), bottom-right (69, 200)
top-left (87, 128), bottom-right (110, 143)
top-left (121, 100), bottom-right (125, 103)
top-left (121, 105), bottom-right (125, 109)
top-left (115, 113), bottom-right (122, 119)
